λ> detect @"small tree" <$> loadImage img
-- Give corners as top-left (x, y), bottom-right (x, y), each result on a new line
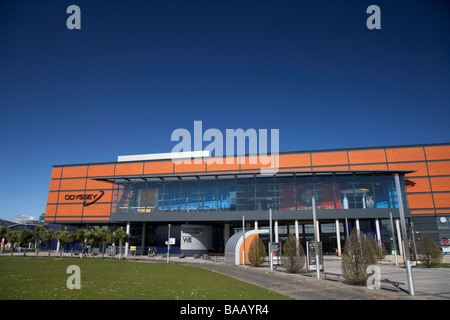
top-left (76, 228), bottom-right (88, 258)
top-left (114, 228), bottom-right (130, 260)
top-left (417, 232), bottom-right (442, 267)
top-left (65, 232), bottom-right (78, 258)
top-left (18, 229), bottom-right (34, 256)
top-left (247, 236), bottom-right (267, 267)
top-left (97, 228), bottom-right (111, 259)
top-left (0, 226), bottom-right (8, 254)
top-left (34, 226), bottom-right (47, 257)
top-left (6, 231), bottom-right (19, 256)
top-left (40, 229), bottom-right (55, 257)
top-left (341, 229), bottom-right (377, 286)
top-left (55, 231), bottom-right (70, 258)
top-left (366, 234), bottom-right (386, 263)
top-left (85, 229), bottom-right (97, 258)
top-left (282, 235), bottom-right (305, 273)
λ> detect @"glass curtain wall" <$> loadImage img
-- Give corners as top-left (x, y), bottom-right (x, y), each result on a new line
top-left (112, 174), bottom-right (405, 214)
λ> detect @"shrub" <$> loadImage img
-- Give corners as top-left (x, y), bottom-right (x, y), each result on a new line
top-left (341, 229), bottom-right (377, 285)
top-left (282, 235), bottom-right (305, 273)
top-left (366, 234), bottom-right (386, 262)
top-left (247, 236), bottom-right (267, 267)
top-left (417, 232), bottom-right (442, 267)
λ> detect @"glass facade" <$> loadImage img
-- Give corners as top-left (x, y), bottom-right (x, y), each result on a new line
top-left (112, 173), bottom-right (407, 214)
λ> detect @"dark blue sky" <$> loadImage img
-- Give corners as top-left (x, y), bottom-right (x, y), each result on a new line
top-left (0, 0), bottom-right (449, 220)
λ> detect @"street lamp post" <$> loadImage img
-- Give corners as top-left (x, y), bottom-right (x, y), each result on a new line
top-left (394, 173), bottom-right (415, 296)
top-left (312, 196), bottom-right (320, 279)
top-left (167, 224), bottom-right (171, 264)
top-left (268, 204), bottom-right (273, 271)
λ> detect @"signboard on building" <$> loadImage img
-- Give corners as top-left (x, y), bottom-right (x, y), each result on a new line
top-left (180, 224), bottom-right (212, 255)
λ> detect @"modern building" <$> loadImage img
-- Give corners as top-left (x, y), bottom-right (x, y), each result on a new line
top-left (44, 143), bottom-right (450, 256)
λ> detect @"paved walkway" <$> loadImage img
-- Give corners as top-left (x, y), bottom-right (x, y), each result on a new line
top-left (166, 255), bottom-right (450, 300)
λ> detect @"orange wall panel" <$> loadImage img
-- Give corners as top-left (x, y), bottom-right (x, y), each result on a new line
top-left (82, 203), bottom-right (112, 216)
top-left (388, 162), bottom-right (429, 177)
top-left (144, 161), bottom-right (174, 175)
top-left (433, 193), bottom-right (450, 208)
top-left (427, 161), bottom-right (450, 176)
top-left (86, 179), bottom-right (115, 190)
top-left (45, 204), bottom-right (57, 217)
top-left (82, 217), bottom-right (110, 221)
top-left (55, 204), bottom-right (83, 217)
top-left (47, 192), bottom-right (58, 204)
top-left (239, 156), bottom-right (277, 171)
top-left (206, 157), bottom-right (240, 172)
top-left (349, 164), bottom-right (388, 171)
top-left (430, 177), bottom-right (450, 192)
top-left (348, 149), bottom-right (386, 164)
top-left (114, 162), bottom-right (143, 176)
top-left (425, 146), bottom-right (450, 161)
top-left (61, 166), bottom-right (88, 178)
top-left (312, 166), bottom-right (349, 171)
top-left (174, 160), bottom-right (206, 173)
top-left (278, 153), bottom-right (311, 168)
top-left (386, 147), bottom-right (425, 162)
top-left (311, 151), bottom-right (348, 166)
top-left (411, 210), bottom-right (435, 215)
top-left (59, 178), bottom-right (87, 191)
top-left (406, 193), bottom-right (434, 209)
top-left (51, 167), bottom-right (62, 179)
top-left (405, 178), bottom-right (431, 193)
top-left (88, 164), bottom-right (115, 177)
top-left (48, 179), bottom-right (60, 191)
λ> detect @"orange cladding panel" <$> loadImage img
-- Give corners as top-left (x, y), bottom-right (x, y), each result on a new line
top-left (115, 162), bottom-right (143, 176)
top-left (313, 166), bottom-right (349, 171)
top-left (348, 149), bottom-right (386, 164)
top-left (405, 178), bottom-right (431, 193)
top-left (350, 164), bottom-right (388, 171)
top-left (55, 204), bottom-right (83, 217)
top-left (174, 160), bottom-right (206, 173)
top-left (239, 156), bottom-right (278, 171)
top-left (47, 192), bottom-right (58, 204)
top-left (85, 179), bottom-right (115, 190)
top-left (88, 164), bottom-right (115, 177)
top-left (427, 161), bottom-right (450, 176)
top-left (48, 179), bottom-right (61, 191)
top-left (51, 167), bottom-right (62, 179)
top-left (45, 205), bottom-right (57, 217)
top-left (206, 157), bottom-right (240, 172)
top-left (411, 210), bottom-right (435, 215)
top-left (144, 161), bottom-right (174, 175)
top-left (433, 193), bottom-right (450, 208)
top-left (425, 146), bottom-right (450, 160)
top-left (82, 203), bottom-right (112, 216)
top-left (311, 151), bottom-right (348, 166)
top-left (59, 178), bottom-right (87, 191)
top-left (406, 193), bottom-right (434, 209)
top-left (388, 162), bottom-right (429, 177)
top-left (430, 177), bottom-right (450, 192)
top-left (278, 153), bottom-right (311, 168)
top-left (386, 147), bottom-right (425, 162)
top-left (61, 166), bottom-right (88, 178)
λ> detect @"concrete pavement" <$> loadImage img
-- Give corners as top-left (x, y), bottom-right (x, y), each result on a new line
top-left (169, 255), bottom-right (450, 300)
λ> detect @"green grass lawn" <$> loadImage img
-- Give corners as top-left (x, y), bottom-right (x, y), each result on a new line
top-left (0, 257), bottom-right (291, 300)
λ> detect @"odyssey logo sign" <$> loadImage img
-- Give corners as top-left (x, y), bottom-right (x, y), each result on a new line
top-left (64, 191), bottom-right (104, 206)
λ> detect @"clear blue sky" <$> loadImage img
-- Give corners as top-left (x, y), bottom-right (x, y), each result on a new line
top-left (0, 0), bottom-right (449, 221)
